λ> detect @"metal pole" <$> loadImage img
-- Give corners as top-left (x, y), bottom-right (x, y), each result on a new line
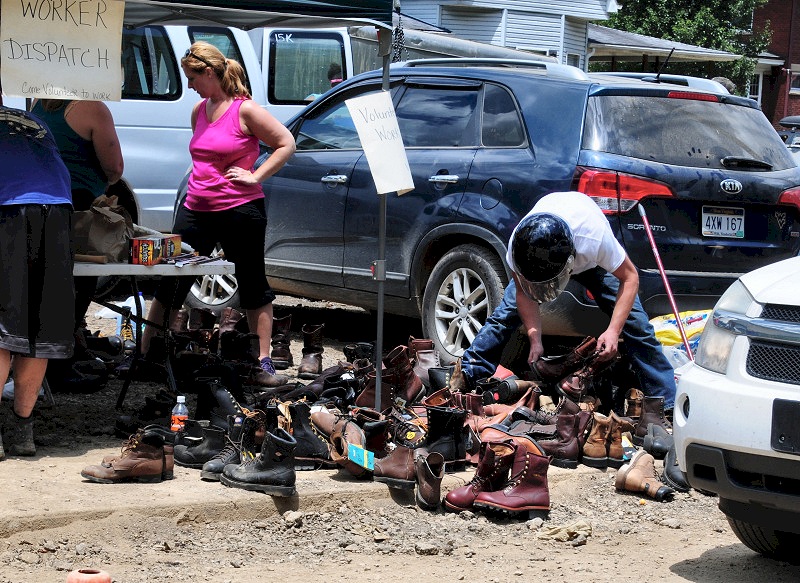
top-left (372, 32), bottom-right (393, 411)
top-left (637, 204), bottom-right (694, 360)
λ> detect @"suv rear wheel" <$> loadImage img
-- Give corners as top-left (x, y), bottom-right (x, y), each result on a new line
top-left (421, 244), bottom-right (507, 365)
top-left (184, 246), bottom-right (241, 313)
top-left (727, 516), bottom-right (800, 562)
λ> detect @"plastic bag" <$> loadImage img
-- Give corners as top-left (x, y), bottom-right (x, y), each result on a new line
top-left (650, 310), bottom-right (711, 347)
top-left (73, 195), bottom-right (135, 262)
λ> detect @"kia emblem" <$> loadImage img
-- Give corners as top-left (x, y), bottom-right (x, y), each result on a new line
top-left (720, 179), bottom-right (743, 194)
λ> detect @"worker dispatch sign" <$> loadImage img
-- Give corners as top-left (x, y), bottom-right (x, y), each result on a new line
top-left (0, 0), bottom-right (124, 101)
top-left (346, 90), bottom-right (414, 195)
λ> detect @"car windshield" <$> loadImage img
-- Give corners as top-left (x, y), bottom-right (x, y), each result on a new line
top-left (583, 95), bottom-right (797, 171)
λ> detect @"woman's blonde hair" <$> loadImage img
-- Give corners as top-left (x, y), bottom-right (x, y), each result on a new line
top-left (182, 41), bottom-right (251, 99)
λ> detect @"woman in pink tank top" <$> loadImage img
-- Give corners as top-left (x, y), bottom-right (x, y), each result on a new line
top-left (141, 41), bottom-right (296, 389)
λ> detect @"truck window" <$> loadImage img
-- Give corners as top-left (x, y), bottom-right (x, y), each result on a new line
top-left (121, 27), bottom-right (181, 100)
top-left (268, 31), bottom-right (346, 105)
top-left (189, 27), bottom-right (252, 95)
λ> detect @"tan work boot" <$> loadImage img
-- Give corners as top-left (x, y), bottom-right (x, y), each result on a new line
top-left (81, 428), bottom-right (172, 483)
top-left (581, 412), bottom-right (611, 469)
top-left (615, 449), bottom-right (674, 501)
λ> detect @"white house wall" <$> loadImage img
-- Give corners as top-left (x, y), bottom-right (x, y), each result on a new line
top-left (401, 0), bottom-right (613, 68)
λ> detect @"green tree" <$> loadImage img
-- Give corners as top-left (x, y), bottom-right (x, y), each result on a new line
top-left (597, 0), bottom-right (771, 95)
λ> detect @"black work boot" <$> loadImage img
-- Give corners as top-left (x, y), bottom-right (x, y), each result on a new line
top-left (6, 410), bottom-right (36, 456)
top-left (288, 400), bottom-right (335, 470)
top-left (220, 427), bottom-right (298, 496)
top-left (200, 413), bottom-right (247, 481)
top-left (174, 425), bottom-right (226, 468)
top-left (424, 405), bottom-right (468, 471)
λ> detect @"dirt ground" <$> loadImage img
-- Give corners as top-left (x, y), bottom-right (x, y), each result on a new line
top-left (1, 295), bottom-right (798, 583)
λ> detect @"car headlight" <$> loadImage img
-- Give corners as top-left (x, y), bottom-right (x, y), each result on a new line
top-left (694, 280), bottom-right (757, 374)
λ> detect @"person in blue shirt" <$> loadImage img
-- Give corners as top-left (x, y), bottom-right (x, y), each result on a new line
top-left (0, 89), bottom-right (75, 459)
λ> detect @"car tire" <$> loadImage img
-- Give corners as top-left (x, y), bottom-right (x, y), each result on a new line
top-left (183, 247), bottom-right (241, 313)
top-left (726, 516), bottom-right (800, 562)
top-left (421, 244), bottom-right (507, 365)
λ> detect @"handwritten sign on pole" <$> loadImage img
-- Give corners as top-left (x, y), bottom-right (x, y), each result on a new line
top-left (0, 0), bottom-right (124, 101)
top-left (346, 90), bottom-right (414, 195)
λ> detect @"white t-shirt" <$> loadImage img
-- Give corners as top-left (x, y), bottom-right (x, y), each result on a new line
top-left (505, 191), bottom-right (626, 276)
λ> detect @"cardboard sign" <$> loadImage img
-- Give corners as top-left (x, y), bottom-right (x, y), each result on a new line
top-left (1, 0), bottom-right (124, 101)
top-left (346, 90), bottom-right (414, 195)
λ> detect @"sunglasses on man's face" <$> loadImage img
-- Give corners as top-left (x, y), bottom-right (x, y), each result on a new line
top-left (184, 49), bottom-right (214, 70)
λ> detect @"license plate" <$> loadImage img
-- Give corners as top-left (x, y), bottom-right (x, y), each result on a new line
top-left (702, 206), bottom-right (745, 238)
top-left (771, 399), bottom-right (800, 455)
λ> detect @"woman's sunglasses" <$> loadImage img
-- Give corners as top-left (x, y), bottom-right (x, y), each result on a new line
top-left (184, 49), bottom-right (214, 69)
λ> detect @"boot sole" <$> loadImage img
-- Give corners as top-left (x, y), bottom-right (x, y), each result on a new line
top-left (580, 454), bottom-right (609, 469)
top-left (272, 360), bottom-right (292, 370)
top-left (373, 476), bottom-right (415, 490)
top-left (80, 471), bottom-right (166, 484)
top-left (294, 457), bottom-right (337, 471)
top-left (607, 457), bottom-right (625, 469)
top-left (443, 500), bottom-right (473, 513)
top-left (549, 457), bottom-right (578, 470)
top-left (219, 474), bottom-right (297, 496)
top-left (174, 460), bottom-right (208, 469)
top-left (200, 470), bottom-right (222, 481)
top-left (473, 500), bottom-right (550, 516)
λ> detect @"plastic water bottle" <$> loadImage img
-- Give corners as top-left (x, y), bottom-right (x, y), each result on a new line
top-left (170, 395), bottom-right (189, 432)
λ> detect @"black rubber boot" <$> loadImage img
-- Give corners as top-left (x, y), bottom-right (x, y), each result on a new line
top-left (220, 428), bottom-right (298, 496)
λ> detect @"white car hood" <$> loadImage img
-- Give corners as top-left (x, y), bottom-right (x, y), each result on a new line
top-left (739, 256), bottom-right (800, 304)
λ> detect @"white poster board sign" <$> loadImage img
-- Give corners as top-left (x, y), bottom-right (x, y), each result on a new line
top-left (346, 90), bottom-right (414, 195)
top-left (0, 0), bottom-right (124, 101)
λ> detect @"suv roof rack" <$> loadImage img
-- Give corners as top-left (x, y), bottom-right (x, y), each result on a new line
top-left (590, 71), bottom-right (729, 93)
top-left (396, 58), bottom-right (589, 81)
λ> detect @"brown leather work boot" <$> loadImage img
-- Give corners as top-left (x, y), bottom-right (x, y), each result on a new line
top-left (415, 450), bottom-right (445, 510)
top-left (408, 336), bottom-right (440, 389)
top-left (81, 428), bottom-right (172, 483)
top-left (382, 345), bottom-right (424, 405)
top-left (581, 412), bottom-right (611, 469)
top-left (473, 440), bottom-right (551, 516)
top-left (529, 336), bottom-right (597, 383)
top-left (625, 388), bottom-right (644, 420)
top-left (297, 323), bottom-right (325, 380)
top-left (374, 444), bottom-right (417, 489)
top-left (270, 314), bottom-right (293, 370)
top-left (633, 396), bottom-right (672, 445)
top-left (444, 440), bottom-right (516, 512)
top-left (615, 449), bottom-right (674, 501)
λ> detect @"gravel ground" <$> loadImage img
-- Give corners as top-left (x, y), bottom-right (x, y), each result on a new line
top-left (0, 296), bottom-right (797, 583)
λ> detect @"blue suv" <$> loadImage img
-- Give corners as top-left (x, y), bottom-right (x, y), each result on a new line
top-left (180, 60), bottom-right (800, 363)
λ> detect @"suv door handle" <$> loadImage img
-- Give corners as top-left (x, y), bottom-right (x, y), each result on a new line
top-left (321, 174), bottom-right (348, 185)
top-left (429, 174), bottom-right (460, 184)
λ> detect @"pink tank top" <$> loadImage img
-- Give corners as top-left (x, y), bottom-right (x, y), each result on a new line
top-left (185, 98), bottom-right (263, 212)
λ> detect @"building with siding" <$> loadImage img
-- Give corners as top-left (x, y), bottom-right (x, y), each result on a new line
top-left (400, 0), bottom-right (621, 70)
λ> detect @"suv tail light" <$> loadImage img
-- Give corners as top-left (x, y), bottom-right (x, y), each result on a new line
top-left (778, 187), bottom-right (800, 212)
top-left (573, 168), bottom-right (675, 215)
top-left (667, 91), bottom-right (720, 102)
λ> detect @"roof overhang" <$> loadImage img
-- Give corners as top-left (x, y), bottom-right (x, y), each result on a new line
top-left (588, 23), bottom-right (741, 63)
top-left (122, 0), bottom-right (393, 31)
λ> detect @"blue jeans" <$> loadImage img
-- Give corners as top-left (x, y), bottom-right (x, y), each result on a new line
top-left (461, 267), bottom-right (676, 408)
